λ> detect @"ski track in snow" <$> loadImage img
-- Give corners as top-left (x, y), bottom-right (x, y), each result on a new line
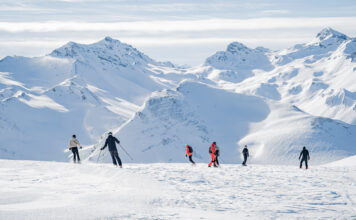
top-left (0, 160), bottom-right (355, 219)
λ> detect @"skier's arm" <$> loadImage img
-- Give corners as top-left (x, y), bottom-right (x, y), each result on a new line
top-left (247, 150), bottom-right (249, 157)
top-left (299, 151), bottom-right (302, 159)
top-left (307, 151), bottom-right (310, 160)
top-left (75, 139), bottom-right (82, 149)
top-left (114, 137), bottom-right (120, 144)
top-left (101, 140), bottom-right (108, 150)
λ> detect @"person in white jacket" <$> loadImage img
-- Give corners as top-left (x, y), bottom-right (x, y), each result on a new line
top-left (69, 134), bottom-right (82, 163)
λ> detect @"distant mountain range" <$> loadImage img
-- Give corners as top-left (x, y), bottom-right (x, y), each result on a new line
top-left (0, 27), bottom-right (355, 164)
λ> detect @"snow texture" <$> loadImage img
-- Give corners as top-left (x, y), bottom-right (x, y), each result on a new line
top-left (0, 159), bottom-right (355, 219)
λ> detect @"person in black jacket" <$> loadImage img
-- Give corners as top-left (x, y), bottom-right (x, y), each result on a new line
top-left (299, 146), bottom-right (310, 169)
top-left (100, 132), bottom-right (122, 167)
top-left (242, 145), bottom-right (249, 166)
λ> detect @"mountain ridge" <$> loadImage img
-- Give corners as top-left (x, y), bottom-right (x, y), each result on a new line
top-left (0, 27), bottom-right (355, 163)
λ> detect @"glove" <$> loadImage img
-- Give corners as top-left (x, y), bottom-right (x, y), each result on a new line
top-left (80, 146), bottom-right (83, 149)
top-left (185, 154), bottom-right (187, 157)
top-left (100, 147), bottom-right (104, 151)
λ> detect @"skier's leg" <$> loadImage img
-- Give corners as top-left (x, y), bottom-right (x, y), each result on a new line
top-left (72, 148), bottom-right (78, 163)
top-left (71, 148), bottom-right (76, 163)
top-left (208, 154), bottom-right (214, 167)
top-left (189, 155), bottom-right (195, 164)
top-left (114, 151), bottom-right (122, 166)
top-left (305, 158), bottom-right (308, 169)
top-left (300, 159), bottom-right (304, 168)
top-left (109, 151), bottom-right (117, 165)
top-left (208, 160), bottom-right (212, 167)
top-left (212, 154), bottom-right (217, 166)
top-left (76, 148), bottom-right (81, 162)
top-left (215, 156), bottom-right (219, 166)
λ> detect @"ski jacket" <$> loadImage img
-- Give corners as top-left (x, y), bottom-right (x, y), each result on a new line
top-left (299, 149), bottom-right (310, 160)
top-left (102, 135), bottom-right (120, 151)
top-left (215, 146), bottom-right (220, 156)
top-left (69, 138), bottom-right (81, 149)
top-left (209, 144), bottom-right (216, 155)
top-left (186, 145), bottom-right (193, 156)
top-left (242, 148), bottom-right (249, 157)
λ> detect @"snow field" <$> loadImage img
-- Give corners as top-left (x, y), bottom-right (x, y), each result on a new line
top-left (0, 159), bottom-right (355, 219)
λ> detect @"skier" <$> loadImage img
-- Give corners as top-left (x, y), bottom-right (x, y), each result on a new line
top-left (185, 144), bottom-right (195, 165)
top-left (299, 146), bottom-right (310, 169)
top-left (208, 142), bottom-right (218, 167)
top-left (69, 134), bottom-right (82, 163)
top-left (100, 132), bottom-right (122, 168)
top-left (242, 145), bottom-right (249, 166)
top-left (215, 144), bottom-right (220, 166)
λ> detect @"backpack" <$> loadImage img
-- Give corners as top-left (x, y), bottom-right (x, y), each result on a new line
top-left (215, 149), bottom-right (220, 156)
top-left (209, 147), bottom-right (212, 154)
top-left (188, 146), bottom-right (193, 153)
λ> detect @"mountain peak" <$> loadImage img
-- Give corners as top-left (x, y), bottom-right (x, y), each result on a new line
top-left (100, 36), bottom-right (122, 45)
top-left (49, 37), bottom-right (156, 66)
top-left (316, 27), bottom-right (348, 41)
top-left (227, 42), bottom-right (250, 53)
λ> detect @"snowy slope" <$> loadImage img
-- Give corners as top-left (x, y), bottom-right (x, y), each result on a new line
top-left (98, 81), bottom-right (356, 165)
top-left (1, 159), bottom-right (355, 219)
top-left (325, 155), bottom-right (356, 167)
top-left (0, 38), bottom-right (191, 160)
top-left (96, 81), bottom-right (269, 164)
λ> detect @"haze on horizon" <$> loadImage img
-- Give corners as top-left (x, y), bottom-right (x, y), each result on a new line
top-left (0, 0), bottom-right (355, 66)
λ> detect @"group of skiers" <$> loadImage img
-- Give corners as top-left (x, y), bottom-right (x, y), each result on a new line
top-left (186, 142), bottom-right (246, 167)
top-left (185, 143), bottom-right (310, 169)
top-left (69, 135), bottom-right (310, 169)
top-left (68, 132), bottom-right (123, 167)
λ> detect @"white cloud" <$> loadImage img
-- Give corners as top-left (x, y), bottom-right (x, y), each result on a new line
top-left (0, 17), bottom-right (355, 33)
top-left (260, 10), bottom-right (290, 15)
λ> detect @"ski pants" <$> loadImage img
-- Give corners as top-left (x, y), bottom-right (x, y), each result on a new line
top-left (188, 155), bottom-right (195, 164)
top-left (110, 150), bottom-right (122, 166)
top-left (242, 154), bottom-right (248, 165)
top-left (71, 147), bottom-right (80, 163)
top-left (300, 157), bottom-right (308, 169)
top-left (208, 153), bottom-right (217, 167)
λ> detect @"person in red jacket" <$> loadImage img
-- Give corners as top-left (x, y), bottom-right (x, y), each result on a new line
top-left (185, 144), bottom-right (195, 165)
top-left (208, 142), bottom-right (218, 167)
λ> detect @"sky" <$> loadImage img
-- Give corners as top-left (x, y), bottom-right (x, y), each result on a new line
top-left (0, 0), bottom-right (356, 66)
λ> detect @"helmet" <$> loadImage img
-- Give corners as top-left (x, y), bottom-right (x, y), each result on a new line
top-left (213, 142), bottom-right (216, 145)
top-left (108, 132), bottom-right (113, 135)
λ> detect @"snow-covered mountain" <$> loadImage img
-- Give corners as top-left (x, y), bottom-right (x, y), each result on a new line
top-left (96, 81), bottom-right (355, 165)
top-left (0, 28), bottom-right (355, 164)
top-left (0, 37), bottom-right (192, 160)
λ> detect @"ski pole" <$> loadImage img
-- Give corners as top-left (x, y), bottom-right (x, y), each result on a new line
top-left (96, 149), bottom-right (102, 163)
top-left (119, 143), bottom-right (134, 160)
